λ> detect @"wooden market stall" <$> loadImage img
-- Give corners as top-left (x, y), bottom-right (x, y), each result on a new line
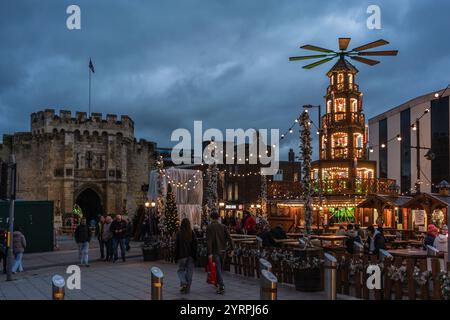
top-left (356, 194), bottom-right (412, 228)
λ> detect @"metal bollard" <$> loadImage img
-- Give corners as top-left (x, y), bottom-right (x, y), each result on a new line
top-left (150, 266), bottom-right (164, 300)
top-left (259, 258), bottom-right (272, 273)
top-left (52, 275), bottom-right (65, 300)
top-left (379, 249), bottom-right (393, 263)
top-left (324, 253), bottom-right (337, 300)
top-left (256, 236), bottom-right (263, 252)
top-left (260, 269), bottom-right (277, 300)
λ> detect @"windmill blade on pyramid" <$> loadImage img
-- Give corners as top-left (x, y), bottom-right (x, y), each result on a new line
top-left (289, 37), bottom-right (397, 69)
top-left (356, 50), bottom-right (398, 56)
top-left (350, 56), bottom-right (380, 66)
top-left (351, 39), bottom-right (389, 52)
top-left (302, 57), bottom-right (335, 69)
top-left (289, 54), bottom-right (336, 61)
top-left (300, 44), bottom-right (335, 53)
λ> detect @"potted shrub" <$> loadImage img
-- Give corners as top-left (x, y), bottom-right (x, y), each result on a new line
top-left (287, 249), bottom-right (324, 292)
top-left (142, 237), bottom-right (161, 261)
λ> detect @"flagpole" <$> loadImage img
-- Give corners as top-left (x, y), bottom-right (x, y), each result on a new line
top-left (89, 64), bottom-right (91, 118)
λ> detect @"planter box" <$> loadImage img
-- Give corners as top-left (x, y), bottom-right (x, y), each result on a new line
top-left (143, 247), bottom-right (160, 261)
top-left (293, 268), bottom-right (323, 292)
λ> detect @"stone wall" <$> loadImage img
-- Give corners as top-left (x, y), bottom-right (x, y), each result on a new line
top-left (1, 110), bottom-right (157, 228)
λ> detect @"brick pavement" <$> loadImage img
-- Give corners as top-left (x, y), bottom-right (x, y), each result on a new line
top-left (0, 255), bottom-right (357, 300)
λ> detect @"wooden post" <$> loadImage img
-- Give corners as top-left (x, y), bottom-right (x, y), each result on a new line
top-left (371, 255), bottom-right (382, 300)
top-left (362, 256), bottom-right (370, 300)
top-left (383, 256), bottom-right (393, 300)
top-left (393, 257), bottom-right (403, 300)
top-left (418, 259), bottom-right (429, 300)
top-left (406, 258), bottom-right (416, 300)
top-left (431, 258), bottom-right (443, 300)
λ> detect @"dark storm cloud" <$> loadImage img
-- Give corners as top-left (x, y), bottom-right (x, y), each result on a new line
top-left (1, 0), bottom-right (449, 159)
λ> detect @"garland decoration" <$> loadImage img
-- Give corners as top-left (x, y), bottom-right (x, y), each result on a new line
top-left (299, 111), bottom-right (313, 235)
top-left (413, 267), bottom-right (432, 286)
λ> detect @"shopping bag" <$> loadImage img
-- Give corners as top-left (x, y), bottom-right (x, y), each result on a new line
top-left (206, 256), bottom-right (217, 286)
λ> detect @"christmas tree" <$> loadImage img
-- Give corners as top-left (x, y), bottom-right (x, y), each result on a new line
top-left (164, 184), bottom-right (179, 236)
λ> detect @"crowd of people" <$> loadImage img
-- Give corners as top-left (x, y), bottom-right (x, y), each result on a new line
top-left (74, 214), bottom-right (132, 267)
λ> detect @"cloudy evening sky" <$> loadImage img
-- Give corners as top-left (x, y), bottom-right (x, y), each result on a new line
top-left (1, 0), bottom-right (449, 159)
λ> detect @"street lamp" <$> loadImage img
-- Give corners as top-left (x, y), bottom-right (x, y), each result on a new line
top-left (411, 108), bottom-right (433, 194)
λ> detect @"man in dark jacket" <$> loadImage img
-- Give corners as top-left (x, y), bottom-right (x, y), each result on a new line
top-left (75, 218), bottom-right (91, 267)
top-left (366, 225), bottom-right (386, 255)
top-left (206, 210), bottom-right (234, 294)
top-left (110, 215), bottom-right (127, 262)
top-left (124, 217), bottom-right (133, 252)
top-left (95, 216), bottom-right (105, 260)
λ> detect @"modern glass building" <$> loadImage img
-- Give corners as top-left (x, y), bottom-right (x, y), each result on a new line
top-left (368, 90), bottom-right (450, 195)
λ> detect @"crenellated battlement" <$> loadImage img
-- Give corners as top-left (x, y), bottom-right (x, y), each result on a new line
top-left (31, 109), bottom-right (135, 139)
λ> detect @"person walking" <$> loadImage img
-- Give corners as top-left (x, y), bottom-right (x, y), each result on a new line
top-left (110, 215), bottom-right (127, 262)
top-left (206, 210), bottom-right (234, 294)
top-left (12, 228), bottom-right (27, 273)
top-left (74, 218), bottom-right (91, 267)
top-left (175, 218), bottom-right (197, 294)
top-left (95, 216), bottom-right (105, 260)
top-left (102, 216), bottom-right (113, 261)
top-left (0, 229), bottom-right (7, 274)
top-left (124, 217), bottom-right (132, 252)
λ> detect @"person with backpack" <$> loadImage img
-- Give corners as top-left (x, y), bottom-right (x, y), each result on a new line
top-left (174, 218), bottom-right (197, 294)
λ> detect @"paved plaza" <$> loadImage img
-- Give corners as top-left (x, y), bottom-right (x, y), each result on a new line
top-left (0, 245), bottom-right (355, 300)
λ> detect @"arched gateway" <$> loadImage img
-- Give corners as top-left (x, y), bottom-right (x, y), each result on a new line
top-left (75, 188), bottom-right (104, 222)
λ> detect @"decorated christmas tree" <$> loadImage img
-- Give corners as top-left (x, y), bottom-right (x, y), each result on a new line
top-left (300, 111), bottom-right (313, 235)
top-left (163, 184), bottom-right (179, 236)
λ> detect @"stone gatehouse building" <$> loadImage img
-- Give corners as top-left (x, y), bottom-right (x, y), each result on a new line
top-left (0, 109), bottom-right (157, 227)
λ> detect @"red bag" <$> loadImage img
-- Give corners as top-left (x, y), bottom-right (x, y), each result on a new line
top-left (206, 256), bottom-right (217, 286)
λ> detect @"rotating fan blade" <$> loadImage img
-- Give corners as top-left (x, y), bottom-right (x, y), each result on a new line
top-left (350, 56), bottom-right (380, 66)
top-left (357, 50), bottom-right (398, 56)
top-left (300, 44), bottom-right (334, 53)
top-left (302, 57), bottom-right (335, 69)
top-left (289, 54), bottom-right (330, 61)
top-left (352, 39), bottom-right (389, 52)
top-left (339, 37), bottom-right (351, 51)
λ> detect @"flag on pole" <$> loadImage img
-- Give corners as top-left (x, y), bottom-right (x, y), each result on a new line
top-left (89, 59), bottom-right (95, 73)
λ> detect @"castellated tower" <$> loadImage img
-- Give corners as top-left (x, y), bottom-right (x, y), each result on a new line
top-left (0, 109), bottom-right (157, 228)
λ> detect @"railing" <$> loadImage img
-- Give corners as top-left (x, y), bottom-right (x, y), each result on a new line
top-left (323, 112), bottom-right (365, 127)
top-left (268, 181), bottom-right (302, 199)
top-left (312, 178), bottom-right (397, 196)
top-left (266, 178), bottom-right (397, 199)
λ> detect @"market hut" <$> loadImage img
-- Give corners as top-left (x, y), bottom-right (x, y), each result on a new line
top-left (357, 194), bottom-right (412, 228)
top-left (402, 181), bottom-right (450, 232)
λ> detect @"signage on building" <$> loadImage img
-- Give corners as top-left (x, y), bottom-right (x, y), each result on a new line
top-left (412, 210), bottom-right (425, 226)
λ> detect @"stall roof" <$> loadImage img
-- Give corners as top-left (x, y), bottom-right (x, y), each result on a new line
top-left (357, 194), bottom-right (413, 208)
top-left (402, 193), bottom-right (450, 209)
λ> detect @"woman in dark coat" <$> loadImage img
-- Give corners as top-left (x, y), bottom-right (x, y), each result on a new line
top-left (174, 218), bottom-right (197, 294)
